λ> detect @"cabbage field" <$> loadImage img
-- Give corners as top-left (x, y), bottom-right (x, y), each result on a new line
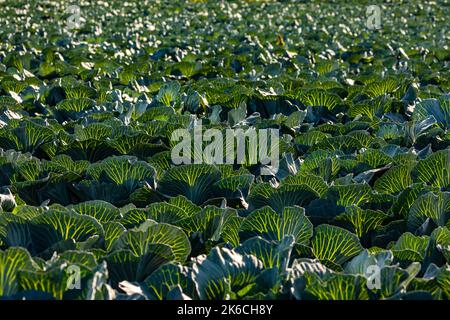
top-left (0, 0), bottom-right (449, 300)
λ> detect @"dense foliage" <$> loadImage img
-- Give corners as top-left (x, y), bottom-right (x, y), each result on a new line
top-left (0, 0), bottom-right (449, 300)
